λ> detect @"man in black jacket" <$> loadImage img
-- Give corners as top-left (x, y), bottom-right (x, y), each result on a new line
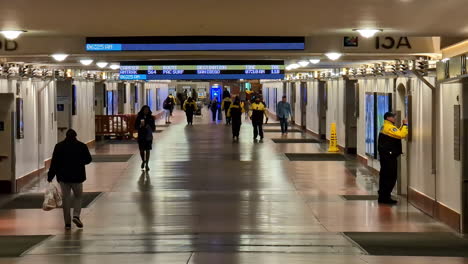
top-left (378, 112), bottom-right (408, 204)
top-left (48, 129), bottom-right (92, 229)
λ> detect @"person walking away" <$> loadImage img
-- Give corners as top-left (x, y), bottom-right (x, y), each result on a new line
top-left (249, 97), bottom-right (269, 141)
top-left (135, 105), bottom-right (156, 171)
top-left (223, 88), bottom-right (231, 99)
top-left (47, 129), bottom-right (92, 230)
top-left (210, 97), bottom-right (219, 122)
top-left (276, 96), bottom-right (292, 135)
top-left (377, 112), bottom-right (408, 204)
top-left (221, 96), bottom-right (233, 125)
top-left (168, 94), bottom-right (176, 116)
top-left (163, 96), bottom-right (174, 124)
top-left (228, 97), bottom-right (243, 141)
top-left (183, 97), bottom-right (198, 125)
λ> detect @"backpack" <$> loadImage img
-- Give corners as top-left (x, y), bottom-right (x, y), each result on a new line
top-left (163, 100), bottom-right (171, 110)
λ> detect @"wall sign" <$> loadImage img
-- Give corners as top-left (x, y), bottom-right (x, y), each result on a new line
top-left (344, 36), bottom-right (359, 47)
top-left (376, 37), bottom-right (412, 49)
top-left (0, 39), bottom-right (18, 51)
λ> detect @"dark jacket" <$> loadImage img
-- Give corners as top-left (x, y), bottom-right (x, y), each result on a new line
top-left (378, 120), bottom-right (408, 157)
top-left (47, 139), bottom-right (92, 183)
top-left (135, 114), bottom-right (156, 142)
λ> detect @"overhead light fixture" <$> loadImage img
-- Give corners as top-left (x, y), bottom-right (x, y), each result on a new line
top-left (96, 62), bottom-right (108, 68)
top-left (298, 60), bottom-right (309, 67)
top-left (0, 30), bottom-right (26, 40)
top-left (325, 52), bottom-right (342, 61)
top-left (353, 29), bottom-right (383, 38)
top-left (80, 59), bottom-right (93, 66)
top-left (51, 54), bottom-right (69, 62)
top-left (109, 64), bottom-right (120, 70)
top-left (309, 59), bottom-right (321, 64)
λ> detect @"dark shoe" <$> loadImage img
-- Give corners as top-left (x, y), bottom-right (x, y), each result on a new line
top-left (145, 163), bottom-right (150, 171)
top-left (141, 162), bottom-right (145, 169)
top-left (73, 217), bottom-right (84, 228)
top-left (378, 198), bottom-right (398, 205)
top-left (65, 224), bottom-right (72, 230)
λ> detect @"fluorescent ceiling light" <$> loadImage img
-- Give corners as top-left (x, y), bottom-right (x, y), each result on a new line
top-left (309, 59), bottom-right (321, 64)
top-left (353, 29), bottom-right (383, 38)
top-left (109, 64), bottom-right (120, 70)
top-left (298, 60), bottom-right (309, 67)
top-left (80, 59), bottom-right (93, 66)
top-left (96, 62), bottom-right (108, 68)
top-left (325, 52), bottom-right (342, 61)
top-left (289, 63), bottom-right (300, 69)
top-left (0, 30), bottom-right (26, 40)
top-left (51, 54), bottom-right (69, 62)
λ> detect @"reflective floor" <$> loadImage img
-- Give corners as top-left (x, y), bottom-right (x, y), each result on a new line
top-left (0, 109), bottom-right (465, 263)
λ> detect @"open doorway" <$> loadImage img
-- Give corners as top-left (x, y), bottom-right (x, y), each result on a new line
top-left (317, 81), bottom-right (327, 139)
top-left (300, 82), bottom-right (307, 128)
top-left (56, 80), bottom-right (72, 142)
top-left (344, 80), bottom-right (358, 154)
top-left (396, 82), bottom-right (409, 195)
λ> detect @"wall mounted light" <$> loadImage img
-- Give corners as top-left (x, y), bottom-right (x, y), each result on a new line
top-left (80, 59), bottom-right (93, 66)
top-left (0, 30), bottom-right (26, 40)
top-left (353, 29), bottom-right (383, 38)
top-left (298, 60), bottom-right (310, 67)
top-left (51, 54), bottom-right (69, 62)
top-left (96, 62), bottom-right (108, 68)
top-left (325, 52), bottom-right (342, 61)
top-left (109, 64), bottom-right (120, 70)
top-left (309, 59), bottom-right (321, 64)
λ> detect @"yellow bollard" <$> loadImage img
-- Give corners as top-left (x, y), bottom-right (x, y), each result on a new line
top-left (328, 123), bottom-right (340, 152)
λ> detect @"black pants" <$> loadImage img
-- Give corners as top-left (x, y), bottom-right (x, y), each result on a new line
top-left (378, 154), bottom-right (398, 200)
top-left (211, 110), bottom-right (217, 121)
top-left (279, 117), bottom-right (288, 133)
top-left (252, 122), bottom-right (264, 139)
top-left (232, 120), bottom-right (241, 137)
top-left (186, 111), bottom-right (194, 124)
top-left (224, 110), bottom-right (231, 124)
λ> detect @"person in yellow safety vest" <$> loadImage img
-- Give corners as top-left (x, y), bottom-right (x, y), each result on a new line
top-left (183, 97), bottom-right (198, 125)
top-left (221, 97), bottom-right (233, 125)
top-left (227, 96), bottom-right (244, 141)
top-left (249, 97), bottom-right (269, 141)
top-left (377, 112), bottom-right (408, 205)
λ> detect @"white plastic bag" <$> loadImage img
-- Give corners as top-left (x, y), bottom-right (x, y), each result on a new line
top-left (42, 183), bottom-right (62, 211)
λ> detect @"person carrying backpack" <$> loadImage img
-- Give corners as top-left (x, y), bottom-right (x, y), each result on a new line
top-left (210, 97), bottom-right (219, 122)
top-left (228, 96), bottom-right (243, 141)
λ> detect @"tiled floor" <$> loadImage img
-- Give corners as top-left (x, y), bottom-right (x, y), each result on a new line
top-left (0, 109), bottom-right (465, 263)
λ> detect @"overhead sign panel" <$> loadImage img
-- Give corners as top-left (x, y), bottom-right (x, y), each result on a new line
top-left (86, 36), bottom-right (305, 51)
top-left (119, 60), bottom-right (285, 80)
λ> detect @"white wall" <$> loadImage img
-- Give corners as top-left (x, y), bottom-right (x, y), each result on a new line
top-left (144, 82), bottom-right (169, 114)
top-left (124, 82), bottom-right (132, 114)
top-left (326, 79), bottom-right (346, 147)
top-left (294, 81), bottom-right (302, 125)
top-left (306, 81), bottom-right (319, 134)
top-left (72, 80), bottom-right (95, 144)
top-left (0, 78), bottom-right (58, 180)
top-left (436, 82), bottom-right (462, 213)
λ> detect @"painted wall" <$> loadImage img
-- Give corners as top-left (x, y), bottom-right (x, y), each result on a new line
top-left (0, 78), bottom-right (58, 180)
top-left (306, 81), bottom-right (319, 134)
top-left (436, 82), bottom-right (462, 213)
top-left (72, 80), bottom-right (95, 144)
top-left (326, 79), bottom-right (346, 147)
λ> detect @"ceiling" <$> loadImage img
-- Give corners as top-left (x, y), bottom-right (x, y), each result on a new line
top-left (0, 0), bottom-right (467, 37)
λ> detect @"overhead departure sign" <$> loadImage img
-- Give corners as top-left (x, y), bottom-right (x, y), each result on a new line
top-left (119, 60), bottom-right (285, 80)
top-left (86, 36), bottom-right (305, 51)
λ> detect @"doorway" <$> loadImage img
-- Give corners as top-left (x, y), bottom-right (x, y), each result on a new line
top-left (300, 82), bottom-right (307, 128)
top-left (290, 82), bottom-right (296, 123)
top-left (56, 80), bottom-right (72, 142)
top-left (0, 94), bottom-right (15, 193)
top-left (344, 80), bottom-right (358, 154)
top-left (318, 81), bottom-right (327, 139)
